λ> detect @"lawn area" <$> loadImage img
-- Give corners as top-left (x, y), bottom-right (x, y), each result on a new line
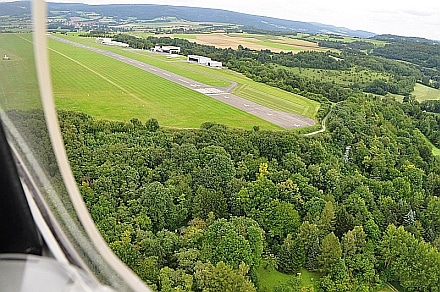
top-left (257, 265), bottom-right (320, 291)
top-left (48, 38), bottom-right (281, 130)
top-left (413, 83), bottom-right (440, 101)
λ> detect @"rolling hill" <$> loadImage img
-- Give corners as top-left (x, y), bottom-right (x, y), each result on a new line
top-left (1, 1), bottom-right (374, 37)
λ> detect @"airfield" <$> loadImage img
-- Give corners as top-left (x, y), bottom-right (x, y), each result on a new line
top-left (50, 35), bottom-right (315, 129)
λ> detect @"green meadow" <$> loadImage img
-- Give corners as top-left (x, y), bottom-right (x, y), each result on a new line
top-left (257, 265), bottom-right (320, 291)
top-left (288, 66), bottom-right (389, 88)
top-left (413, 83), bottom-right (440, 101)
top-left (0, 33), bottom-right (41, 110)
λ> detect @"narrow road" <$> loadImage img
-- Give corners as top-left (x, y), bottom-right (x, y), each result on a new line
top-left (304, 107), bottom-right (332, 136)
top-left (49, 35), bottom-right (316, 129)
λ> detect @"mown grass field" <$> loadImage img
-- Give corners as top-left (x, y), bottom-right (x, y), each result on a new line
top-left (0, 33), bottom-right (41, 110)
top-left (53, 34), bottom-right (319, 119)
top-left (48, 38), bottom-right (281, 129)
top-left (413, 83), bottom-right (440, 101)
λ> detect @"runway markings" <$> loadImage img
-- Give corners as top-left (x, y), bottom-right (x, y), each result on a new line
top-left (195, 88), bottom-right (224, 94)
top-left (163, 73), bottom-right (171, 77)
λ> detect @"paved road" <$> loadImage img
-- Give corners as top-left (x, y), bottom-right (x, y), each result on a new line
top-left (50, 35), bottom-right (316, 129)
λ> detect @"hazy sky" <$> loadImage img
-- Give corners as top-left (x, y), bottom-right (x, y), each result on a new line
top-left (13, 0), bottom-right (440, 40)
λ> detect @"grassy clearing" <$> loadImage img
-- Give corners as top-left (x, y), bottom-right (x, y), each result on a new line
top-left (53, 34), bottom-right (320, 120)
top-left (413, 83), bottom-right (440, 101)
top-left (288, 66), bottom-right (389, 88)
top-left (257, 265), bottom-right (320, 291)
top-left (421, 134), bottom-right (440, 156)
top-left (48, 38), bottom-right (281, 130)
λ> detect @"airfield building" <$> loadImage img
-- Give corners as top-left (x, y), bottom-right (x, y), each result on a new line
top-left (152, 45), bottom-right (181, 54)
top-left (207, 60), bottom-right (223, 68)
top-left (161, 46), bottom-right (181, 54)
top-left (96, 38), bottom-right (129, 47)
top-left (188, 55), bottom-right (222, 68)
top-left (2, 55), bottom-right (10, 60)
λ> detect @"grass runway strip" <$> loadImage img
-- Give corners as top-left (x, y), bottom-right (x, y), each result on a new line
top-left (48, 38), bottom-right (282, 129)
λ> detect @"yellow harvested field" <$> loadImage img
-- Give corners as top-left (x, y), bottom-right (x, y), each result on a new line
top-left (165, 33), bottom-right (324, 53)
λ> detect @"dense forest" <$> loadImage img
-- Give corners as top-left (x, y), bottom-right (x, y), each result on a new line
top-left (44, 92), bottom-right (440, 291)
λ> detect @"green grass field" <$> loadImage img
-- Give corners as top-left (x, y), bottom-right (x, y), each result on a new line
top-left (52, 34), bottom-right (319, 119)
top-left (0, 33), bottom-right (41, 110)
top-left (257, 265), bottom-right (320, 291)
top-left (288, 66), bottom-right (389, 88)
top-left (48, 38), bottom-right (281, 129)
top-left (301, 33), bottom-right (387, 47)
top-left (413, 83), bottom-right (440, 101)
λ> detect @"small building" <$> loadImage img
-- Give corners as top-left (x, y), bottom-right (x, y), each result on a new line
top-left (161, 46), bottom-right (180, 54)
top-left (2, 54), bottom-right (10, 60)
top-left (188, 55), bottom-right (222, 68)
top-left (96, 38), bottom-right (129, 47)
top-left (152, 45), bottom-right (181, 54)
top-left (187, 55), bottom-right (211, 65)
top-left (208, 60), bottom-right (222, 68)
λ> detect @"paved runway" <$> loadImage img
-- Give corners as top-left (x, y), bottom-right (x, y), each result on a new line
top-left (50, 35), bottom-right (316, 129)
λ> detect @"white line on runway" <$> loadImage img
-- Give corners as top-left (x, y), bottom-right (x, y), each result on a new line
top-left (150, 68), bottom-right (157, 71)
top-left (163, 73), bottom-right (171, 77)
top-left (178, 79), bottom-right (190, 84)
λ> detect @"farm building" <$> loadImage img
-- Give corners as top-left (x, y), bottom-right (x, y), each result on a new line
top-left (188, 55), bottom-right (222, 68)
top-left (96, 38), bottom-right (129, 47)
top-left (152, 45), bottom-right (181, 54)
top-left (2, 55), bottom-right (10, 60)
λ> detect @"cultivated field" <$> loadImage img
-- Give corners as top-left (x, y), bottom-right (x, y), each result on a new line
top-left (413, 83), bottom-right (440, 101)
top-left (163, 33), bottom-right (325, 53)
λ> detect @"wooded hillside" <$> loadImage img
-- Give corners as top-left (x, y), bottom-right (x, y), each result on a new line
top-left (50, 94), bottom-right (440, 291)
